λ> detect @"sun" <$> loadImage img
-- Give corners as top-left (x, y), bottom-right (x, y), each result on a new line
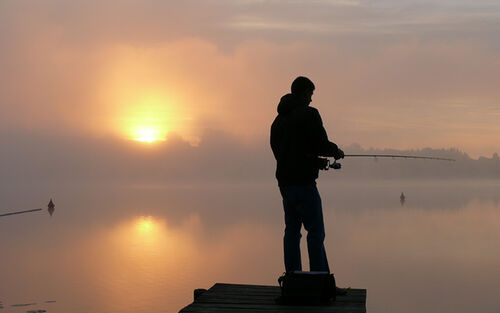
top-left (134, 127), bottom-right (162, 143)
top-left (98, 56), bottom-right (199, 145)
top-left (121, 94), bottom-right (172, 143)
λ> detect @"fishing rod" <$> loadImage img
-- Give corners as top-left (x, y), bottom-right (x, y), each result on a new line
top-left (0, 199), bottom-right (55, 218)
top-left (344, 154), bottom-right (455, 161)
top-left (320, 154), bottom-right (455, 170)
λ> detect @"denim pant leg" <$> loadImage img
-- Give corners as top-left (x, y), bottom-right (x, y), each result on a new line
top-left (300, 186), bottom-right (330, 272)
top-left (280, 186), bottom-right (303, 272)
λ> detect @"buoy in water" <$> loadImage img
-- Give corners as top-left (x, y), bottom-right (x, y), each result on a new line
top-left (48, 199), bottom-right (55, 216)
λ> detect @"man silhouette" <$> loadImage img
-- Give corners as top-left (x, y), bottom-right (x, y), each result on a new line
top-left (271, 76), bottom-right (344, 273)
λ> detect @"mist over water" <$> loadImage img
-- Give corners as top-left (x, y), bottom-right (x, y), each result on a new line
top-left (2, 1), bottom-right (500, 312)
top-left (1, 179), bottom-right (499, 313)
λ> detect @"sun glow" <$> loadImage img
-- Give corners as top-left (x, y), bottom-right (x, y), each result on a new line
top-left (135, 216), bottom-right (156, 234)
top-left (97, 52), bottom-right (199, 145)
top-left (134, 127), bottom-right (162, 143)
top-left (120, 93), bottom-right (173, 143)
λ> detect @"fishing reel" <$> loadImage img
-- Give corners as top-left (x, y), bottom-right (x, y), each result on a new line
top-left (318, 157), bottom-right (341, 171)
top-left (330, 160), bottom-right (341, 170)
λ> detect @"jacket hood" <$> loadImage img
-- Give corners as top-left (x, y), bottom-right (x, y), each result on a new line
top-left (277, 93), bottom-right (302, 115)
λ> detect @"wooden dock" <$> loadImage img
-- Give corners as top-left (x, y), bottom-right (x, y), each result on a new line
top-left (179, 283), bottom-right (367, 313)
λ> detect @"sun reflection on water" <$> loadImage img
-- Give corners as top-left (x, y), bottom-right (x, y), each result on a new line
top-left (78, 215), bottom-right (201, 311)
top-left (135, 216), bottom-right (155, 234)
top-left (126, 216), bottom-right (166, 254)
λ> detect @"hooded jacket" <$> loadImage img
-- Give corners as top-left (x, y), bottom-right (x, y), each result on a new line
top-left (270, 93), bottom-right (340, 186)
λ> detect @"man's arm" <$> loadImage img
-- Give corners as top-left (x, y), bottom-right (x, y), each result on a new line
top-left (309, 108), bottom-right (344, 159)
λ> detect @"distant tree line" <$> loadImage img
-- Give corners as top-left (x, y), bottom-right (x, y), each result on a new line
top-left (327, 144), bottom-right (500, 180)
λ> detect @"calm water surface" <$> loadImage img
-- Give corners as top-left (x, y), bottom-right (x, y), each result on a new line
top-left (1, 180), bottom-right (499, 313)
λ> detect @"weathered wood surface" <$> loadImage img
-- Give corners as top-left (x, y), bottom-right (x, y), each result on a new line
top-left (179, 283), bottom-right (367, 313)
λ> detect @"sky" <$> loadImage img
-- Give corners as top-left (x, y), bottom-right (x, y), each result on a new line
top-left (1, 0), bottom-right (500, 160)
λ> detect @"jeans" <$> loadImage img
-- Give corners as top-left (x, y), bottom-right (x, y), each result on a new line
top-left (279, 184), bottom-right (330, 273)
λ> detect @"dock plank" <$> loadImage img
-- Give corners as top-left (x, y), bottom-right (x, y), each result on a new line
top-left (179, 283), bottom-right (366, 313)
top-left (180, 303), bottom-right (365, 313)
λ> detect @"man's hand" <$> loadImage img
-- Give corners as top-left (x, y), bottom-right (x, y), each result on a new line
top-left (316, 157), bottom-right (329, 170)
top-left (334, 148), bottom-right (344, 160)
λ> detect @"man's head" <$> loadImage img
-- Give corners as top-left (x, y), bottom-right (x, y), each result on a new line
top-left (291, 76), bottom-right (315, 105)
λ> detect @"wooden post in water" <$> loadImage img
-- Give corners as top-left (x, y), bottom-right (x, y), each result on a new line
top-left (0, 208), bottom-right (42, 217)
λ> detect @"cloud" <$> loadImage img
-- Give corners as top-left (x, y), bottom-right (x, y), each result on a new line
top-left (1, 0), bottom-right (500, 157)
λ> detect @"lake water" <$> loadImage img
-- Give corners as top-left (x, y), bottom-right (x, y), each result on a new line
top-left (1, 180), bottom-right (500, 313)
